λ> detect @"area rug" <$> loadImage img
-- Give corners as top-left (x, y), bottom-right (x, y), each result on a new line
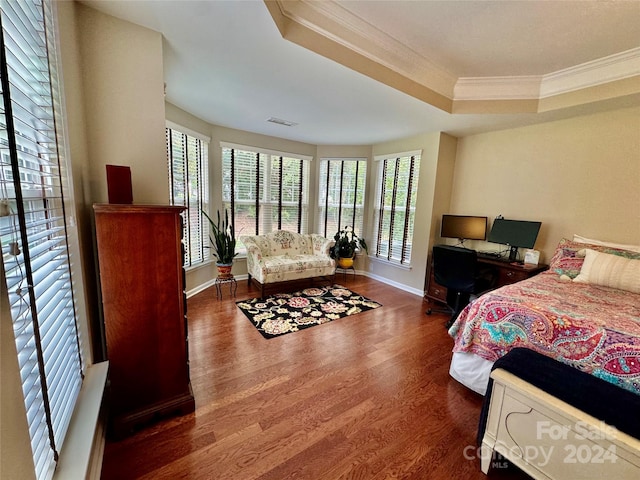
top-left (236, 284), bottom-right (382, 339)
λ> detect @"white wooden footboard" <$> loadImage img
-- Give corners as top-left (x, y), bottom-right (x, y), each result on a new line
top-left (481, 369), bottom-right (640, 479)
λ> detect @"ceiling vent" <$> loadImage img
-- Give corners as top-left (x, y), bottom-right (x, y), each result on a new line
top-left (267, 117), bottom-right (298, 127)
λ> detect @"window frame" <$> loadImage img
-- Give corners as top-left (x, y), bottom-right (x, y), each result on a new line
top-left (166, 121), bottom-right (210, 268)
top-left (317, 157), bottom-right (367, 240)
top-left (372, 150), bottom-right (421, 266)
top-left (221, 142), bottom-right (311, 253)
top-left (0, 1), bottom-right (86, 478)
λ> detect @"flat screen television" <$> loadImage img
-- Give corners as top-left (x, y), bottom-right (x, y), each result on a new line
top-left (488, 218), bottom-right (542, 262)
top-left (440, 214), bottom-right (487, 242)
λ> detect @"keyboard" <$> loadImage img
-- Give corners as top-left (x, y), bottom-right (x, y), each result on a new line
top-left (477, 251), bottom-right (502, 259)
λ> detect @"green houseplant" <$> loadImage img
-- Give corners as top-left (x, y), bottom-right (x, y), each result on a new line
top-left (330, 226), bottom-right (368, 268)
top-left (203, 209), bottom-right (237, 278)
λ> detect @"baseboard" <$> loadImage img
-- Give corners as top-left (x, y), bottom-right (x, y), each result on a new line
top-left (356, 270), bottom-right (424, 297)
top-left (187, 272), bottom-right (423, 298)
top-left (186, 279), bottom-right (216, 298)
top-left (186, 274), bottom-right (249, 298)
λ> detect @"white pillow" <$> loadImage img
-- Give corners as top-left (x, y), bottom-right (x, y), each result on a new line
top-left (573, 249), bottom-right (640, 293)
top-left (573, 234), bottom-right (640, 253)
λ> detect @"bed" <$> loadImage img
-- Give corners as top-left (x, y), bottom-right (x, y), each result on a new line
top-left (447, 237), bottom-right (640, 478)
top-left (448, 237), bottom-right (640, 396)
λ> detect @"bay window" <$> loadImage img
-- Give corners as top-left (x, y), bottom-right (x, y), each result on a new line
top-left (317, 158), bottom-right (367, 239)
top-left (373, 151), bottom-right (421, 265)
top-left (166, 123), bottom-right (210, 267)
top-left (221, 143), bottom-right (310, 252)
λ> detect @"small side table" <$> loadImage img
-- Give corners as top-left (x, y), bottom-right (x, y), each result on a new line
top-left (334, 265), bottom-right (356, 283)
top-left (215, 275), bottom-right (237, 299)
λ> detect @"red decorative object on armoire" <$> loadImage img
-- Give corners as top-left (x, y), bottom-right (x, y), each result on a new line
top-left (106, 164), bottom-right (133, 204)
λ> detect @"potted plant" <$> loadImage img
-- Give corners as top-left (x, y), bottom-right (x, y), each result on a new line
top-left (203, 209), bottom-right (237, 278)
top-left (330, 226), bottom-right (368, 269)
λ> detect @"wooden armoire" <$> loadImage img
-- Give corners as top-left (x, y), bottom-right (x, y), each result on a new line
top-left (94, 204), bottom-right (195, 437)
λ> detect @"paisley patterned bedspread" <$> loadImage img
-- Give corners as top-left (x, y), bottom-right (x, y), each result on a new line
top-left (449, 271), bottom-right (640, 395)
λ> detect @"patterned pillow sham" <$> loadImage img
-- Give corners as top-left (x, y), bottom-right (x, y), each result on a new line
top-left (549, 238), bottom-right (640, 279)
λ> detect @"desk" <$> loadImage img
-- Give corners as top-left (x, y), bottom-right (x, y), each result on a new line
top-left (424, 255), bottom-right (548, 305)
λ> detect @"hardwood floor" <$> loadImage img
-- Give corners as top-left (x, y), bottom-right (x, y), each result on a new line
top-left (101, 276), bottom-right (529, 479)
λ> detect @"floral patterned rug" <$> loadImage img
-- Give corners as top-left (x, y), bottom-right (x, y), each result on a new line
top-left (236, 284), bottom-right (382, 339)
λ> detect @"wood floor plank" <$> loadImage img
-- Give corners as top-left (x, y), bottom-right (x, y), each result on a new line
top-left (101, 276), bottom-right (530, 479)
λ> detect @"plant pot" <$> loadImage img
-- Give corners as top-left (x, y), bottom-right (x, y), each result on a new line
top-left (216, 263), bottom-right (233, 279)
top-left (337, 257), bottom-right (354, 269)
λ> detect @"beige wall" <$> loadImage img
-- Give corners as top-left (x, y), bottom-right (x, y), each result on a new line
top-left (77, 3), bottom-right (167, 205)
top-left (56, 0), bottom-right (102, 362)
top-left (53, 1), bottom-right (169, 361)
top-left (450, 106), bottom-right (640, 263)
top-left (430, 134), bottom-right (458, 251)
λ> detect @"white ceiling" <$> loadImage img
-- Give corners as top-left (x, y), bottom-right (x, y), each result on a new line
top-left (81, 0), bottom-right (640, 145)
top-left (341, 0), bottom-right (640, 77)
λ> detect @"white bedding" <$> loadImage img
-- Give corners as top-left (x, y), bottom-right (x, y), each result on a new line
top-left (448, 351), bottom-right (493, 395)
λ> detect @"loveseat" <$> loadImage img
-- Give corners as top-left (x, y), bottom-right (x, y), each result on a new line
top-left (239, 230), bottom-right (335, 297)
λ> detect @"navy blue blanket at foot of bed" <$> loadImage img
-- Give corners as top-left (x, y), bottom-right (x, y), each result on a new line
top-left (477, 347), bottom-right (640, 446)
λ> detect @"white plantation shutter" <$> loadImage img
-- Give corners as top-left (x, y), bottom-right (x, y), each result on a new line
top-left (222, 147), bottom-right (266, 237)
top-left (270, 156), bottom-right (308, 233)
top-left (166, 125), bottom-right (209, 267)
top-left (221, 143), bottom-right (310, 253)
top-left (0, 1), bottom-right (84, 479)
top-left (373, 151), bottom-right (421, 265)
top-left (317, 158), bottom-right (367, 238)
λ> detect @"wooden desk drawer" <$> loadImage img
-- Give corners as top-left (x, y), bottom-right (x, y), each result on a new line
top-left (498, 268), bottom-right (529, 285)
top-left (427, 280), bottom-right (447, 302)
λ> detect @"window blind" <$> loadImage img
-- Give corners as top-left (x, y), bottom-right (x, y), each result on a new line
top-left (317, 158), bottom-right (367, 238)
top-left (166, 126), bottom-right (209, 267)
top-left (221, 145), bottom-right (309, 252)
top-left (373, 152), bottom-right (421, 265)
top-left (0, 1), bottom-right (83, 479)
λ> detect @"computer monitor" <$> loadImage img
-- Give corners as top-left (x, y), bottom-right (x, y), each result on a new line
top-left (440, 214), bottom-right (487, 242)
top-left (488, 218), bottom-right (542, 262)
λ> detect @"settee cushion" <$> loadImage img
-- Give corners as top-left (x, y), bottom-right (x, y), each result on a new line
top-left (259, 254), bottom-right (335, 283)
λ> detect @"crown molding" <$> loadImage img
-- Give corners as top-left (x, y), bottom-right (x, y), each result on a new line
top-left (454, 48), bottom-right (640, 102)
top-left (271, 0), bottom-right (457, 97)
top-left (539, 47), bottom-right (640, 99)
top-left (266, 0), bottom-right (640, 113)
top-left (454, 76), bottom-right (543, 101)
